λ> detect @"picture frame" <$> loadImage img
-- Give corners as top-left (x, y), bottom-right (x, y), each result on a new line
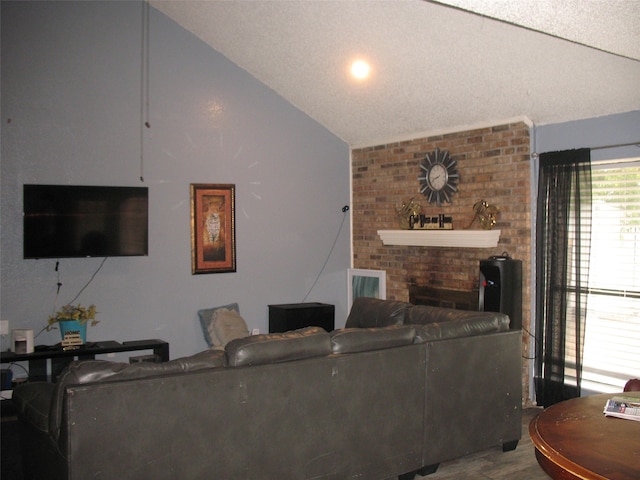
top-left (190, 183), bottom-right (236, 274)
top-left (347, 268), bottom-right (386, 310)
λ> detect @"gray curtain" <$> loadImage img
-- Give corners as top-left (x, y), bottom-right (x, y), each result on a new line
top-left (535, 148), bottom-right (592, 408)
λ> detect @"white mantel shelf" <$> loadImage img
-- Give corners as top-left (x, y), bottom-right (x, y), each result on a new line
top-left (377, 229), bottom-right (501, 248)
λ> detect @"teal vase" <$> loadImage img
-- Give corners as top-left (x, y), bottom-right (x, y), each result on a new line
top-left (58, 319), bottom-right (87, 344)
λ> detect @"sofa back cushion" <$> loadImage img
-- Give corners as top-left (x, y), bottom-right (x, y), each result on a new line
top-left (407, 304), bottom-right (510, 328)
top-left (414, 314), bottom-right (509, 342)
top-left (345, 297), bottom-right (412, 329)
top-left (330, 325), bottom-right (416, 354)
top-left (225, 327), bottom-right (331, 367)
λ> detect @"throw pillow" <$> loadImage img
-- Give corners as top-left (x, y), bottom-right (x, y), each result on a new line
top-left (198, 303), bottom-right (250, 347)
top-left (198, 302), bottom-right (240, 347)
top-left (210, 308), bottom-right (250, 346)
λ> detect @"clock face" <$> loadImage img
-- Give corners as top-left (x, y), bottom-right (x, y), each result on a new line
top-left (428, 163), bottom-right (448, 190)
top-left (418, 148), bottom-right (459, 205)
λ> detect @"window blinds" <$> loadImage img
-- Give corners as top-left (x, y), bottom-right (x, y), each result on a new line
top-left (581, 163), bottom-right (640, 392)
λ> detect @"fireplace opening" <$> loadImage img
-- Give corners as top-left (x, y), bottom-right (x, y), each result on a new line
top-left (409, 285), bottom-right (479, 311)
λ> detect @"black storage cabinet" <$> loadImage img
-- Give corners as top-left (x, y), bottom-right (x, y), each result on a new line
top-left (479, 258), bottom-right (522, 330)
top-left (268, 303), bottom-right (335, 333)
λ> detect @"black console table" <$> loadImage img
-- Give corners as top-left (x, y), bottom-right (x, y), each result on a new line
top-left (1, 339), bottom-right (169, 382)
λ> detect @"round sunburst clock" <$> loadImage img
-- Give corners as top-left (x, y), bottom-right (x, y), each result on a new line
top-left (418, 148), bottom-right (459, 205)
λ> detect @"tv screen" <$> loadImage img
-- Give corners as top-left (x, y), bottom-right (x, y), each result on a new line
top-left (23, 184), bottom-right (149, 259)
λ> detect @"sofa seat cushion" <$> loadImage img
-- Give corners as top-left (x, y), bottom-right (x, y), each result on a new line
top-left (415, 315), bottom-right (508, 342)
top-left (12, 382), bottom-right (56, 433)
top-left (330, 325), bottom-right (417, 354)
top-left (345, 297), bottom-right (412, 328)
top-left (226, 327), bottom-right (331, 367)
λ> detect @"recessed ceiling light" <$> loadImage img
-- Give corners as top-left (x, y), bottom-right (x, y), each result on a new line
top-left (351, 60), bottom-right (371, 80)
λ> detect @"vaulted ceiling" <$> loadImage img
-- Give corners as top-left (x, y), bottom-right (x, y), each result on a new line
top-left (151, 0), bottom-right (640, 147)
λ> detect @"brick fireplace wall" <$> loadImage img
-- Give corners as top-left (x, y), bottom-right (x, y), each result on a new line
top-left (351, 120), bottom-right (532, 401)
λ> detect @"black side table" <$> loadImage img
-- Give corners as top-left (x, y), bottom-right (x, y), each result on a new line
top-left (1, 339), bottom-right (169, 382)
top-left (268, 303), bottom-right (335, 333)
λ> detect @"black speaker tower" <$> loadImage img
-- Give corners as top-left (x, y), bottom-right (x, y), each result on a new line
top-left (479, 257), bottom-right (522, 330)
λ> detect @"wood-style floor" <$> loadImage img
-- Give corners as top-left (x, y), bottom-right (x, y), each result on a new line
top-left (412, 408), bottom-right (549, 480)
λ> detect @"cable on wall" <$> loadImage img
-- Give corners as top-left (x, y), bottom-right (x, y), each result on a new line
top-left (301, 206), bottom-right (349, 303)
top-left (67, 257), bottom-right (108, 306)
top-left (139, 0), bottom-right (151, 183)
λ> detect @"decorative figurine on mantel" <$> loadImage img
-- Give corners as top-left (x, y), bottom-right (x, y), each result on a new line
top-left (410, 213), bottom-right (453, 230)
top-left (466, 200), bottom-right (499, 230)
top-left (396, 197), bottom-right (422, 229)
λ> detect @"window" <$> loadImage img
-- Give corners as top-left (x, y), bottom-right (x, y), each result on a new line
top-left (581, 161), bottom-right (640, 393)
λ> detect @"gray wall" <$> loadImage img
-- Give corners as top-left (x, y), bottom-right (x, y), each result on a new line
top-left (1, 1), bottom-right (351, 359)
top-left (534, 110), bottom-right (640, 160)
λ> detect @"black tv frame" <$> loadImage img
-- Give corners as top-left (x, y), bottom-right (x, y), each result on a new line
top-left (23, 184), bottom-right (149, 259)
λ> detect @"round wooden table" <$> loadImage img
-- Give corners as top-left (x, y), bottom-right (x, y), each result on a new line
top-left (529, 392), bottom-right (640, 480)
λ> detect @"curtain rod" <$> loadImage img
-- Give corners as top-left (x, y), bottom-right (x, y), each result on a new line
top-left (532, 140), bottom-right (640, 158)
top-left (590, 141), bottom-right (640, 151)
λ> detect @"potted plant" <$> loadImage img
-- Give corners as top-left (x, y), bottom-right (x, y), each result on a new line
top-left (47, 304), bottom-right (99, 344)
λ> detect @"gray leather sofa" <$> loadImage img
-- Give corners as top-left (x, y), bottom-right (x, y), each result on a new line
top-left (13, 297), bottom-right (522, 480)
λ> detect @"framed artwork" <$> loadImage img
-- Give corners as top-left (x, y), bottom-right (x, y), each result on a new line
top-left (190, 183), bottom-right (236, 274)
top-left (347, 268), bottom-right (386, 310)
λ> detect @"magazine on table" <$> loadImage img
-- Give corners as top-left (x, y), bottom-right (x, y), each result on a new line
top-left (603, 396), bottom-right (640, 422)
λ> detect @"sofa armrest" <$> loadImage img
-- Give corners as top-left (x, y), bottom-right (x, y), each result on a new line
top-left (47, 349), bottom-right (226, 444)
top-left (422, 330), bottom-right (522, 464)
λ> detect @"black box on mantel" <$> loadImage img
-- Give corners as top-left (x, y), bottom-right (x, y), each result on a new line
top-left (268, 303), bottom-right (335, 333)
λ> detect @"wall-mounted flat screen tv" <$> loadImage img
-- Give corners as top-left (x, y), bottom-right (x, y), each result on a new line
top-left (23, 184), bottom-right (149, 259)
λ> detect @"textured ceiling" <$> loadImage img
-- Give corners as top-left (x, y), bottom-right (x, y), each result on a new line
top-left (439, 0), bottom-right (640, 60)
top-left (150, 0), bottom-right (640, 147)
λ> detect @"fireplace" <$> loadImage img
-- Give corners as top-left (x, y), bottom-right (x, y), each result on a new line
top-left (409, 285), bottom-right (479, 311)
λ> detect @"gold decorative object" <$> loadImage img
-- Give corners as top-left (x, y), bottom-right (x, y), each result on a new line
top-left (466, 200), bottom-right (499, 230)
top-left (396, 198), bottom-right (422, 229)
